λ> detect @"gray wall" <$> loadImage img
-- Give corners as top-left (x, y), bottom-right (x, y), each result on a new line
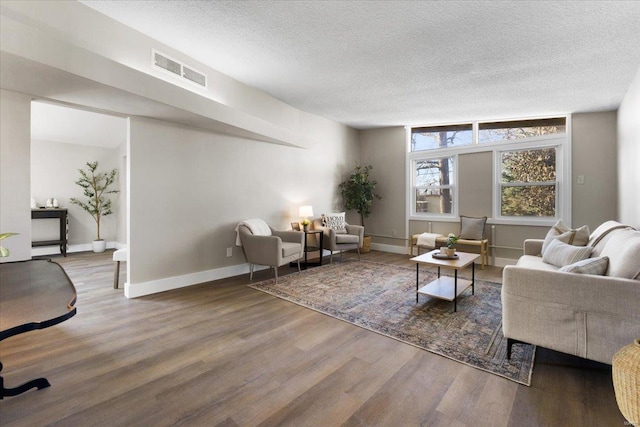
top-left (571, 111), bottom-right (618, 229)
top-left (358, 127), bottom-right (406, 247)
top-left (359, 112), bottom-right (620, 262)
top-left (127, 116), bottom-right (358, 293)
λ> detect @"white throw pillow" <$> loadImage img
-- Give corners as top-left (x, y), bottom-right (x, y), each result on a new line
top-left (559, 256), bottom-right (609, 275)
top-left (543, 239), bottom-right (592, 268)
top-left (541, 221), bottom-right (590, 255)
top-left (322, 212), bottom-right (347, 233)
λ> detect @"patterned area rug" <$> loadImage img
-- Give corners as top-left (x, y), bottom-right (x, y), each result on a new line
top-left (249, 260), bottom-right (535, 385)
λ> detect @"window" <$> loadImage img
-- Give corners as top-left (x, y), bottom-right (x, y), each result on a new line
top-left (499, 147), bottom-right (557, 217)
top-left (413, 156), bottom-right (455, 215)
top-left (407, 116), bottom-right (569, 224)
top-left (479, 117), bottom-right (566, 143)
top-left (411, 124), bottom-right (472, 151)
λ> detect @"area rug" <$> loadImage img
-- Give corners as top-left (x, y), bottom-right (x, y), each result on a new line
top-left (249, 260), bottom-right (535, 385)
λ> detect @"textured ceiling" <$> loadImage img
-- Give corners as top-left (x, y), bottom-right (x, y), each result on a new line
top-left (81, 1), bottom-right (640, 129)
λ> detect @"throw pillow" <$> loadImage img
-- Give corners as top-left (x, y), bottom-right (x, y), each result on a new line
top-left (322, 212), bottom-right (347, 234)
top-left (542, 239), bottom-right (592, 268)
top-left (559, 256), bottom-right (609, 275)
top-left (541, 221), bottom-right (590, 255)
top-left (459, 216), bottom-right (487, 240)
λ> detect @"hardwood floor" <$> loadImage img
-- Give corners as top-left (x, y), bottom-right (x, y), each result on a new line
top-left (0, 250), bottom-right (625, 426)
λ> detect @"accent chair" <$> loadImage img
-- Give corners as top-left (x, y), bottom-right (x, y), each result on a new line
top-left (236, 219), bottom-right (304, 282)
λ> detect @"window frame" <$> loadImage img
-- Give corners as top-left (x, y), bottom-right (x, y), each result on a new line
top-left (410, 154), bottom-right (458, 219)
top-left (493, 140), bottom-right (566, 225)
top-left (406, 116), bottom-right (571, 226)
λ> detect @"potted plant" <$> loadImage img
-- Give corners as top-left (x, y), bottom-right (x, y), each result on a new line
top-left (70, 161), bottom-right (119, 253)
top-left (441, 233), bottom-right (459, 257)
top-left (338, 164), bottom-right (382, 253)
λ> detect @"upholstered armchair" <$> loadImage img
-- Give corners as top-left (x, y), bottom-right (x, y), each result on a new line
top-left (312, 215), bottom-right (364, 263)
top-left (236, 219), bottom-right (304, 282)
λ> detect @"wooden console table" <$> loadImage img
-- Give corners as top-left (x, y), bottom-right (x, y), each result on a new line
top-left (0, 259), bottom-right (77, 399)
top-left (31, 208), bottom-right (68, 256)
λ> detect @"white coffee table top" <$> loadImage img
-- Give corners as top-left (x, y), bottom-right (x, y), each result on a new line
top-left (411, 250), bottom-right (480, 269)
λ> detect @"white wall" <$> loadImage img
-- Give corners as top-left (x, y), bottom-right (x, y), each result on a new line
top-left (0, 89), bottom-right (32, 262)
top-left (126, 116), bottom-right (358, 297)
top-left (31, 139), bottom-right (123, 249)
top-left (618, 66), bottom-right (640, 228)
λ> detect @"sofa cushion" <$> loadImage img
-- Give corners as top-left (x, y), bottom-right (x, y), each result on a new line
top-left (541, 221), bottom-right (589, 255)
top-left (281, 242), bottom-right (302, 258)
top-left (559, 256), bottom-right (609, 275)
top-left (322, 212), bottom-right (347, 234)
top-left (459, 216), bottom-right (487, 240)
top-left (542, 239), bottom-right (592, 268)
top-left (599, 228), bottom-right (640, 279)
top-left (335, 234), bottom-right (359, 244)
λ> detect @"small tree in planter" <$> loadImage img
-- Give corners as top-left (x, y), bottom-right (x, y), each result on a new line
top-left (70, 161), bottom-right (119, 253)
top-left (339, 164), bottom-right (382, 253)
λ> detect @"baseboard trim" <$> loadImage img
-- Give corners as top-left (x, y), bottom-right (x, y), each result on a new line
top-left (124, 263), bottom-right (266, 299)
top-left (492, 257), bottom-right (518, 268)
top-left (370, 242), bottom-right (409, 255)
top-left (31, 241), bottom-right (125, 257)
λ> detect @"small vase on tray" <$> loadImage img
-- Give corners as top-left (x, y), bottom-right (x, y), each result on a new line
top-left (440, 247), bottom-right (456, 257)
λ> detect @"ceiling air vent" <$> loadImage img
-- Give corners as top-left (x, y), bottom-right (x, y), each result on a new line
top-left (152, 49), bottom-right (207, 89)
top-left (182, 66), bottom-right (207, 87)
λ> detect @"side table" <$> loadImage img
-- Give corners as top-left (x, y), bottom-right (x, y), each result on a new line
top-left (31, 208), bottom-right (68, 257)
top-left (293, 230), bottom-right (324, 269)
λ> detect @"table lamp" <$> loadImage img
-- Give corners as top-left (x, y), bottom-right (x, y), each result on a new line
top-left (299, 205), bottom-right (314, 231)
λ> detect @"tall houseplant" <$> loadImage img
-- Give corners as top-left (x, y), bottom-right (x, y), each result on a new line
top-left (339, 164), bottom-right (382, 253)
top-left (70, 161), bottom-right (119, 253)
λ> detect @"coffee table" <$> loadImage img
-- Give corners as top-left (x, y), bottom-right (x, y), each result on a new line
top-left (411, 250), bottom-right (480, 312)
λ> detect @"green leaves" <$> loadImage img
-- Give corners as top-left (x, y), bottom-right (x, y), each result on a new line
top-left (339, 164), bottom-right (382, 226)
top-left (69, 161), bottom-right (119, 240)
top-left (0, 232), bottom-right (19, 257)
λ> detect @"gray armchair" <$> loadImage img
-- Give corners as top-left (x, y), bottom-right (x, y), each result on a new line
top-left (312, 218), bottom-right (364, 263)
top-left (236, 219), bottom-right (304, 282)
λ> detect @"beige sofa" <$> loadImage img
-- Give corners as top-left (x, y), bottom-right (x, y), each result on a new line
top-left (502, 221), bottom-right (640, 364)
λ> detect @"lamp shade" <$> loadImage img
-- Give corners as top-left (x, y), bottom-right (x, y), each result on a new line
top-left (299, 205), bottom-right (314, 218)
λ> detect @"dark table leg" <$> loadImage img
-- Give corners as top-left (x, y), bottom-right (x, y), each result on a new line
top-left (472, 261), bottom-right (475, 295)
top-left (454, 269), bottom-right (458, 312)
top-left (0, 361), bottom-right (50, 399)
top-left (415, 263), bottom-right (419, 303)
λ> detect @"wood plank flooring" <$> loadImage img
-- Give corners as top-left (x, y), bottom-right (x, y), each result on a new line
top-left (0, 251), bottom-right (626, 426)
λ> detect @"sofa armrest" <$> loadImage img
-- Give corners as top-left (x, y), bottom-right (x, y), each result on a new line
top-left (241, 235), bottom-right (281, 265)
top-left (523, 239), bottom-right (544, 256)
top-left (272, 230), bottom-right (304, 246)
top-left (345, 224), bottom-right (365, 247)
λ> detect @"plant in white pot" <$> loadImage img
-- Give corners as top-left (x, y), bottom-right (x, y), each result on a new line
top-left (338, 164), bottom-right (382, 253)
top-left (70, 161), bottom-right (119, 253)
